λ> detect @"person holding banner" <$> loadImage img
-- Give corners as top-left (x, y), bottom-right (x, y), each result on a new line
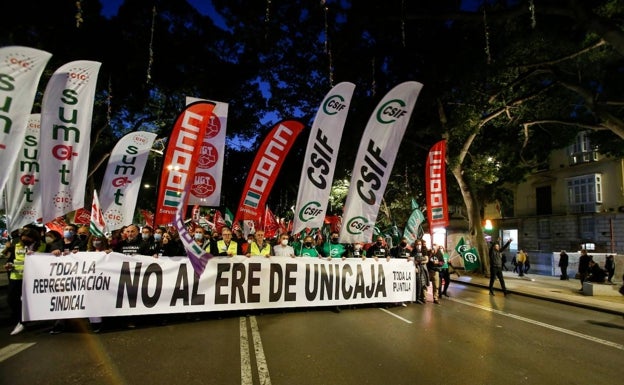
top-left (367, 236), bottom-right (390, 261)
top-left (320, 231), bottom-right (348, 260)
top-left (296, 235), bottom-right (320, 257)
top-left (273, 233), bottom-right (296, 258)
top-left (488, 238), bottom-right (512, 296)
top-left (214, 226), bottom-right (241, 257)
top-left (348, 242), bottom-right (367, 260)
top-left (246, 230), bottom-right (272, 258)
top-left (114, 224), bottom-right (143, 255)
top-left (5, 227), bottom-right (46, 335)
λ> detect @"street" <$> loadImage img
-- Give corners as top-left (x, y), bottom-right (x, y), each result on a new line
top-left (0, 282), bottom-right (622, 385)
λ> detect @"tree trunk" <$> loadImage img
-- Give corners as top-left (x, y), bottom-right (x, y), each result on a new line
top-left (450, 164), bottom-right (490, 276)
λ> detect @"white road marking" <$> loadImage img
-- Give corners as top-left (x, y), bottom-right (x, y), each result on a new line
top-left (0, 343), bottom-right (36, 362)
top-left (379, 308), bottom-right (413, 324)
top-left (240, 316), bottom-right (272, 385)
top-left (451, 297), bottom-right (624, 351)
top-left (240, 317), bottom-right (252, 385)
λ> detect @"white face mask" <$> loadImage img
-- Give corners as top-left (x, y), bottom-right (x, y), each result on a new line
top-left (194, 233), bottom-right (203, 241)
top-left (280, 239), bottom-right (288, 246)
top-left (354, 244), bottom-right (362, 250)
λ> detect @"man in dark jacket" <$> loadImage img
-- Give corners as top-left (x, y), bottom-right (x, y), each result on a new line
top-left (488, 238), bottom-right (512, 296)
top-left (558, 250), bottom-right (569, 280)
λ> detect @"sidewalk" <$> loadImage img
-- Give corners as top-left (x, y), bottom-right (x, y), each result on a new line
top-left (452, 271), bottom-right (624, 315)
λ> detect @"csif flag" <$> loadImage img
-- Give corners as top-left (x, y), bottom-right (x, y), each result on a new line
top-left (0, 46), bottom-right (52, 196)
top-left (39, 60), bottom-right (102, 223)
top-left (455, 236), bottom-right (480, 271)
top-left (403, 198), bottom-right (425, 245)
top-left (233, 120), bottom-right (305, 231)
top-left (339, 81), bottom-right (423, 244)
top-left (426, 140), bottom-right (448, 229)
top-left (292, 82), bottom-right (355, 234)
top-left (155, 101), bottom-right (216, 226)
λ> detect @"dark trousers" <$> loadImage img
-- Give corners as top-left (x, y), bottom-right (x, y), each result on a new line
top-left (488, 266), bottom-right (507, 293)
top-left (560, 266), bottom-right (568, 280)
top-left (439, 268), bottom-right (450, 295)
top-left (8, 279), bottom-right (23, 324)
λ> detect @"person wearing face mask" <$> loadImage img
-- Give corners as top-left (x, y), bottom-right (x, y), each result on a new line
top-left (347, 242), bottom-right (366, 260)
top-left (5, 227), bottom-right (46, 335)
top-left (273, 233), bottom-right (295, 258)
top-left (44, 230), bottom-right (64, 253)
top-left (51, 224), bottom-right (83, 256)
top-left (241, 233), bottom-right (255, 255)
top-left (411, 239), bottom-right (430, 304)
top-left (296, 235), bottom-right (320, 257)
top-left (76, 225), bottom-right (91, 250)
top-left (137, 226), bottom-right (159, 257)
top-left (367, 236), bottom-right (389, 261)
top-left (87, 235), bottom-right (109, 252)
top-left (191, 226), bottom-right (213, 252)
top-left (319, 231), bottom-right (347, 260)
top-left (390, 237), bottom-right (412, 259)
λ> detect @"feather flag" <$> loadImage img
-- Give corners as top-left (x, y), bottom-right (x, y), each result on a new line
top-left (39, 60), bottom-right (101, 223)
top-left (234, 120), bottom-right (305, 230)
top-left (263, 206), bottom-right (280, 239)
top-left (403, 199), bottom-right (425, 245)
top-left (292, 82), bottom-right (355, 234)
top-left (339, 81), bottom-right (423, 244)
top-left (426, 140), bottom-right (448, 229)
top-left (155, 101), bottom-right (216, 226)
top-left (0, 46), bottom-right (52, 196)
top-left (90, 190), bottom-right (107, 237)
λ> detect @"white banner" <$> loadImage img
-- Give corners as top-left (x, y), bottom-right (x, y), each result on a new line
top-left (5, 114), bottom-right (42, 230)
top-left (0, 46), bottom-right (52, 196)
top-left (99, 131), bottom-right (157, 230)
top-left (39, 60), bottom-right (102, 223)
top-left (292, 82), bottom-right (355, 235)
top-left (185, 96), bottom-right (228, 207)
top-left (339, 81), bottom-right (423, 244)
top-left (22, 253), bottom-right (415, 321)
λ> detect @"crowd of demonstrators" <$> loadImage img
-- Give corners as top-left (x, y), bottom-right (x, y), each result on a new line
top-left (488, 238), bottom-right (512, 296)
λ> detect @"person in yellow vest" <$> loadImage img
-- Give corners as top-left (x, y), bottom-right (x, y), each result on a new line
top-left (215, 226), bottom-right (241, 257)
top-left (5, 227), bottom-right (46, 335)
top-left (246, 229), bottom-right (272, 258)
top-left (516, 250), bottom-right (527, 277)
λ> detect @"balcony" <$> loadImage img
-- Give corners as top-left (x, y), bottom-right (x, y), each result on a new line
top-left (568, 150), bottom-right (598, 166)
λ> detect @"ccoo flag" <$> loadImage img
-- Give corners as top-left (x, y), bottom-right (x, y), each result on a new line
top-left (154, 101), bottom-right (216, 226)
top-left (39, 60), bottom-right (102, 223)
top-left (0, 46), bottom-right (52, 196)
top-left (291, 82), bottom-right (355, 234)
top-left (233, 120), bottom-right (305, 231)
top-left (339, 81), bottom-right (423, 244)
top-left (99, 131), bottom-right (157, 230)
top-left (426, 140), bottom-right (448, 229)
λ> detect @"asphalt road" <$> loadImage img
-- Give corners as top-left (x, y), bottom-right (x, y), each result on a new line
top-left (1, 282), bottom-right (623, 385)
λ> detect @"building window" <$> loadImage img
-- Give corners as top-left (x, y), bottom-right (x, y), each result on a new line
top-left (580, 216), bottom-right (595, 239)
top-left (538, 218), bottom-right (550, 238)
top-left (568, 132), bottom-right (598, 165)
top-left (567, 174), bottom-right (602, 213)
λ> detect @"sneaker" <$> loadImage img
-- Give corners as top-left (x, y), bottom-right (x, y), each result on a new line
top-left (10, 322), bottom-right (25, 336)
top-left (91, 323), bottom-right (102, 333)
top-left (401, 302), bottom-right (407, 307)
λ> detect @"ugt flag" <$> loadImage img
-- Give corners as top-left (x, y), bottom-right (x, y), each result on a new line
top-left (339, 81), bottom-right (423, 244)
top-left (455, 236), bottom-right (480, 271)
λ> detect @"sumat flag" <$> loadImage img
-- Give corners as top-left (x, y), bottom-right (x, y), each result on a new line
top-left (155, 101), bottom-right (216, 226)
top-left (99, 131), bottom-right (157, 230)
top-left (403, 199), bottom-right (425, 245)
top-left (185, 97), bottom-right (228, 207)
top-left (426, 140), bottom-right (448, 229)
top-left (90, 189), bottom-right (107, 237)
top-left (233, 120), bottom-right (305, 229)
top-left (455, 236), bottom-right (480, 271)
top-left (174, 188), bottom-right (213, 277)
top-left (0, 46), bottom-right (52, 195)
top-left (5, 114), bottom-right (42, 230)
top-left (39, 60), bottom-right (101, 223)
top-left (339, 81), bottom-right (423, 244)
top-left (292, 82), bottom-right (355, 234)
